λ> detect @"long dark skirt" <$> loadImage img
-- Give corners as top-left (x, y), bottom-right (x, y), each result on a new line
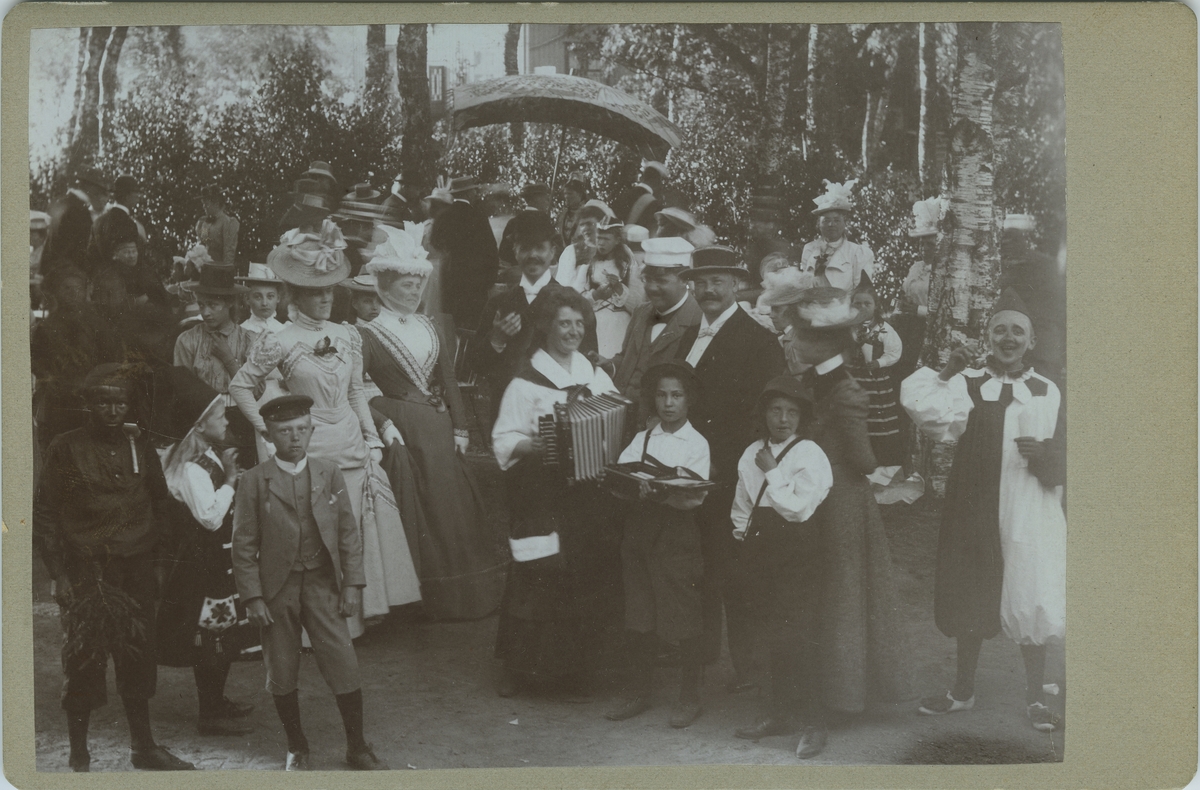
top-left (494, 460), bottom-right (622, 680)
top-left (372, 396), bottom-right (507, 620)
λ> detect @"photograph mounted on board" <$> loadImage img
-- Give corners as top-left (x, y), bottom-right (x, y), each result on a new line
top-left (26, 20), bottom-right (1065, 772)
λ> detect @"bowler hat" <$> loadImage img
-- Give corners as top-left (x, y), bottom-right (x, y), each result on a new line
top-left (303, 161), bottom-right (336, 182)
top-left (77, 169), bottom-right (111, 193)
top-left (185, 263), bottom-right (250, 297)
top-left (681, 246), bottom-right (751, 281)
top-left (261, 394), bottom-right (314, 423)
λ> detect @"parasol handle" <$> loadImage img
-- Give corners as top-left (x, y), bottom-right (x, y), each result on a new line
top-left (549, 125), bottom-right (569, 194)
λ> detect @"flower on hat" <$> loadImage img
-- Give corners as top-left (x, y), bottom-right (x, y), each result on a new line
top-left (758, 266), bottom-right (815, 308)
top-left (812, 179), bottom-right (858, 214)
top-left (364, 222), bottom-right (433, 278)
top-left (173, 243), bottom-right (214, 269)
top-left (797, 291), bottom-right (858, 327)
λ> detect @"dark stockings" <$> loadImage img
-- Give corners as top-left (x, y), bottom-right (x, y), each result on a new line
top-left (272, 691), bottom-right (308, 754)
top-left (952, 635), bottom-right (984, 701)
top-left (1020, 643), bottom-right (1047, 705)
top-left (121, 696), bottom-right (156, 751)
top-left (66, 708), bottom-right (90, 766)
top-left (335, 689), bottom-right (368, 753)
top-left (193, 661), bottom-right (231, 719)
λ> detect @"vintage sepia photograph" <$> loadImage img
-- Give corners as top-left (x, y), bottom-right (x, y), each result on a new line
top-left (26, 19), bottom-right (1067, 772)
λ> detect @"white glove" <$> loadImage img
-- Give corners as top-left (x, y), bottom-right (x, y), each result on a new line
top-left (454, 434), bottom-right (469, 455)
top-left (383, 424), bottom-right (404, 447)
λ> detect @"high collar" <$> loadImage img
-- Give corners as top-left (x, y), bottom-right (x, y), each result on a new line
top-left (273, 454), bottom-right (309, 476)
top-left (655, 292), bottom-right (690, 320)
top-left (291, 310), bottom-right (327, 332)
top-left (698, 301), bottom-right (739, 332)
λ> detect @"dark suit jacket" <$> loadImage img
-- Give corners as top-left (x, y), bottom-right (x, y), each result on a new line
top-left (612, 293), bottom-right (703, 419)
top-left (86, 206), bottom-right (141, 274)
top-left (45, 192), bottom-right (94, 275)
top-left (467, 280), bottom-right (598, 404)
top-left (232, 456), bottom-right (365, 604)
top-left (675, 306), bottom-right (785, 484)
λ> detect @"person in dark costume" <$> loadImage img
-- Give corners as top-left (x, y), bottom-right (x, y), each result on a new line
top-left (730, 376), bottom-right (832, 754)
top-left (428, 199), bottom-right (500, 334)
top-left (902, 288), bottom-right (1065, 733)
top-left (359, 223), bottom-right (507, 620)
top-left (33, 363), bottom-right (195, 772)
top-left (604, 361), bottom-right (711, 728)
top-left (489, 287), bottom-right (620, 699)
top-left (45, 169), bottom-right (110, 277)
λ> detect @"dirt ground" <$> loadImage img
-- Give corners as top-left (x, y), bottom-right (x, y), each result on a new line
top-left (31, 453), bottom-right (1065, 772)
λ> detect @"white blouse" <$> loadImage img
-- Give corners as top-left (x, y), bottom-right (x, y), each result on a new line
top-left (861, 321), bottom-right (903, 368)
top-left (491, 349), bottom-right (617, 471)
top-left (168, 448), bottom-right (234, 533)
top-left (730, 437), bottom-right (833, 540)
top-left (618, 420), bottom-right (711, 479)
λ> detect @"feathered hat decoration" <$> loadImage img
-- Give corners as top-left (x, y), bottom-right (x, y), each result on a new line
top-left (909, 196), bottom-right (949, 237)
top-left (758, 265), bottom-right (816, 308)
top-left (811, 179), bottom-right (858, 215)
top-left (173, 243), bottom-right (214, 270)
top-left (364, 222), bottom-right (433, 278)
top-left (423, 175), bottom-right (454, 206)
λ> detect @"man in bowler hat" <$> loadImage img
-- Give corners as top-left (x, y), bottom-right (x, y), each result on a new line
top-left (232, 395), bottom-right (387, 771)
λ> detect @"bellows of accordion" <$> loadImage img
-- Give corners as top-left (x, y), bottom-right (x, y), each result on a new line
top-left (538, 392), bottom-right (634, 481)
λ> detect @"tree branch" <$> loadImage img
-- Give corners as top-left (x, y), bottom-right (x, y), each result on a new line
top-left (686, 24), bottom-right (761, 84)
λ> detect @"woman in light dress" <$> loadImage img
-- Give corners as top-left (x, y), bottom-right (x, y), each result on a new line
top-left (230, 220), bottom-right (421, 636)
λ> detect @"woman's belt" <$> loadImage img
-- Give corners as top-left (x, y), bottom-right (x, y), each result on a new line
top-left (378, 387), bottom-right (447, 412)
top-left (309, 403), bottom-right (355, 422)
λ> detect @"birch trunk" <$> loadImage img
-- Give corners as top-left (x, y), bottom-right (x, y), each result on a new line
top-left (98, 27), bottom-right (127, 161)
top-left (804, 24), bottom-right (818, 160)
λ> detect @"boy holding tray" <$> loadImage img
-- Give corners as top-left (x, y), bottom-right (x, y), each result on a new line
top-left (604, 361), bottom-right (711, 728)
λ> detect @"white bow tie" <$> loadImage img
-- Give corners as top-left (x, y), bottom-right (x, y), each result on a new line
top-left (697, 327), bottom-right (718, 339)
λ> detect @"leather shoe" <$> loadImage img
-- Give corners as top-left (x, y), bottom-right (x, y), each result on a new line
top-left (197, 716), bottom-right (254, 736)
top-left (795, 723), bottom-right (828, 759)
top-left (216, 697), bottom-right (255, 718)
top-left (346, 744), bottom-right (388, 770)
top-left (735, 716), bottom-right (797, 741)
top-left (129, 745), bottom-right (196, 770)
top-left (68, 752), bottom-right (90, 773)
top-left (604, 695), bottom-right (651, 721)
top-left (285, 750), bottom-right (309, 771)
top-left (668, 699), bottom-right (702, 729)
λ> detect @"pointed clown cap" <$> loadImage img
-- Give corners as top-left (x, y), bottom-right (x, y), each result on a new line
top-left (363, 222), bottom-right (433, 278)
top-left (990, 287), bottom-right (1032, 322)
top-left (909, 196), bottom-right (948, 237)
top-left (811, 178), bottom-right (858, 216)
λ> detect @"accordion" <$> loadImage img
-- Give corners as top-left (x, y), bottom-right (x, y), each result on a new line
top-left (538, 392), bottom-right (634, 481)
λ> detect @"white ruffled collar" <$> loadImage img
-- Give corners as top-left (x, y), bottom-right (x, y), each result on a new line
top-left (965, 366), bottom-right (1036, 403)
top-left (530, 348), bottom-right (593, 389)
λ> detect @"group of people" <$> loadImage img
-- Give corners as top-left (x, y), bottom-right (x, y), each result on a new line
top-left (31, 158), bottom-right (1066, 772)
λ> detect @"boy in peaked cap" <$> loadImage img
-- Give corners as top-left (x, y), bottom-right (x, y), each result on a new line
top-left (232, 395), bottom-right (388, 771)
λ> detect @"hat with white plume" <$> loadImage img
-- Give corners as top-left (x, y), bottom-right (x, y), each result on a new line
top-left (909, 196), bottom-right (949, 237)
top-left (364, 222), bottom-right (433, 278)
top-left (811, 179), bottom-right (858, 216)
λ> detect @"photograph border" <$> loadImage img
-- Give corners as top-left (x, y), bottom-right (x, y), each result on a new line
top-left (4, 3), bottom-right (1196, 788)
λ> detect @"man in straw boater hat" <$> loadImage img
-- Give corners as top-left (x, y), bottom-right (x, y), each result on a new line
top-left (174, 263), bottom-right (255, 395)
top-left (45, 167), bottom-right (110, 277)
top-left (674, 246), bottom-right (785, 688)
top-left (34, 363), bottom-right (196, 771)
top-left (607, 236), bottom-right (703, 429)
top-left (196, 184), bottom-right (242, 273)
top-left (746, 284), bottom-right (906, 758)
top-left (237, 262), bottom-right (287, 336)
top-left (902, 287), bottom-right (1065, 733)
top-left (232, 394), bottom-right (387, 771)
top-left (798, 179), bottom-right (876, 292)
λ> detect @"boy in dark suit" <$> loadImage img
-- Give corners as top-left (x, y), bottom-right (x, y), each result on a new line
top-left (675, 247), bottom-right (785, 690)
top-left (232, 395), bottom-right (386, 771)
top-left (468, 210), bottom-right (597, 412)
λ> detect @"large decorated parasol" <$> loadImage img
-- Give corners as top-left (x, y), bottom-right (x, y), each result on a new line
top-left (449, 74), bottom-right (683, 162)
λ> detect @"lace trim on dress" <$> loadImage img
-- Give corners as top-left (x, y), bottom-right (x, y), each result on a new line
top-left (247, 330), bottom-right (285, 370)
top-left (360, 316), bottom-right (440, 397)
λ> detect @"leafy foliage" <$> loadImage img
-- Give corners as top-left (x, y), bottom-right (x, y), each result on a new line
top-left (62, 578), bottom-right (148, 666)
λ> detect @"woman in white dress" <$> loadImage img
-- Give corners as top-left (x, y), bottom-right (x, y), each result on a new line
top-left (901, 288), bottom-right (1065, 732)
top-left (557, 214), bottom-right (643, 358)
top-left (230, 220), bottom-right (421, 635)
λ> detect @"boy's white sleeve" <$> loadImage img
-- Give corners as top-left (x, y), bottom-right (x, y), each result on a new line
top-left (762, 442), bottom-right (834, 524)
top-left (729, 445), bottom-right (756, 540)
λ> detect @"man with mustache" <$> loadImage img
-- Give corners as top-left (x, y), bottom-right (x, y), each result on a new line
top-left (674, 247), bottom-right (785, 692)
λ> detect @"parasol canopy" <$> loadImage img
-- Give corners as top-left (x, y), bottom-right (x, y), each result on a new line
top-left (449, 74), bottom-right (683, 161)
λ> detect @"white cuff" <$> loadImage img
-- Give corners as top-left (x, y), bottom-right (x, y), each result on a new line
top-left (509, 532), bottom-right (560, 562)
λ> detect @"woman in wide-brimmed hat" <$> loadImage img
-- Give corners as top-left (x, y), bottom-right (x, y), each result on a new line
top-left (357, 223), bottom-right (506, 621)
top-left (229, 224), bottom-right (421, 636)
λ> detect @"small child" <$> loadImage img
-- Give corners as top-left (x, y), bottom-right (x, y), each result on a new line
top-left (848, 273), bottom-right (906, 484)
top-left (576, 218), bottom-right (642, 358)
top-left (604, 361), bottom-right (711, 729)
top-left (340, 274), bottom-right (383, 325)
top-left (730, 376), bottom-right (833, 755)
top-left (237, 264), bottom-right (286, 335)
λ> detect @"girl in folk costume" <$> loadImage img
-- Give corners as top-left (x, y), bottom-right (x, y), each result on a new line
top-left (490, 287), bottom-right (621, 699)
top-left (359, 223), bottom-right (506, 621)
top-left (155, 368), bottom-right (260, 737)
top-left (762, 286), bottom-right (908, 758)
top-left (846, 272), bottom-right (907, 487)
top-left (563, 216), bottom-right (645, 358)
top-left (730, 376), bottom-right (833, 757)
top-left (798, 180), bottom-right (876, 292)
top-left (229, 219), bottom-right (421, 636)
top-left (901, 288), bottom-right (1065, 732)
top-left (604, 361), bottom-right (711, 729)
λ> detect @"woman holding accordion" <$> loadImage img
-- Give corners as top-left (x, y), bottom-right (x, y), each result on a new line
top-left (490, 287), bottom-right (621, 699)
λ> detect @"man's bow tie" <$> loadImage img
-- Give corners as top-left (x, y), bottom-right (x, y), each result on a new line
top-left (697, 327), bottom-right (718, 339)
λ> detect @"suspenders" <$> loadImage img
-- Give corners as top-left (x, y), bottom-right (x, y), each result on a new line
top-left (745, 436), bottom-right (804, 539)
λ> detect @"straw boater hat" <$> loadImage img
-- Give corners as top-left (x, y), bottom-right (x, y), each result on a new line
top-left (640, 236), bottom-right (693, 268)
top-left (364, 222), bottom-right (433, 279)
top-left (681, 246), bottom-right (751, 281)
top-left (344, 182), bottom-right (382, 203)
top-left (655, 206), bottom-right (698, 233)
top-left (267, 221), bottom-right (351, 288)
top-left (1003, 213), bottom-right (1036, 232)
top-left (30, 210), bottom-right (50, 232)
top-left (339, 273), bottom-right (379, 294)
top-left (811, 179), bottom-right (858, 216)
top-left (909, 196), bottom-right (948, 237)
top-left (237, 262), bottom-right (284, 287)
top-left (623, 224), bottom-right (650, 251)
top-left (184, 263), bottom-right (250, 297)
